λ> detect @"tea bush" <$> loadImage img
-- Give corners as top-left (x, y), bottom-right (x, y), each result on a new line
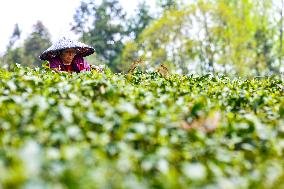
top-left (0, 65), bottom-right (283, 189)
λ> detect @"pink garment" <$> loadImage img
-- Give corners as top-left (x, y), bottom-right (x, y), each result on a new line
top-left (48, 56), bottom-right (91, 72)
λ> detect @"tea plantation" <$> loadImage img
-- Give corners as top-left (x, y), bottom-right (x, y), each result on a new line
top-left (0, 65), bottom-right (283, 189)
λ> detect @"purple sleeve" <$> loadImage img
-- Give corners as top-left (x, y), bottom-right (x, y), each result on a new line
top-left (73, 56), bottom-right (91, 72)
top-left (83, 59), bottom-right (91, 71)
top-left (48, 58), bottom-right (61, 69)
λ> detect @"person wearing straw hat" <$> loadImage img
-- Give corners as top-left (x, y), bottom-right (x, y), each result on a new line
top-left (39, 37), bottom-right (95, 73)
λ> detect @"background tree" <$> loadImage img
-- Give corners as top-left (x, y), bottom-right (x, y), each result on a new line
top-left (72, 0), bottom-right (128, 71)
top-left (2, 24), bottom-right (23, 67)
top-left (212, 0), bottom-right (258, 75)
top-left (121, 0), bottom-right (280, 76)
top-left (252, 0), bottom-right (276, 74)
top-left (117, 1), bottom-right (153, 71)
top-left (7, 24), bottom-right (21, 50)
top-left (280, 0), bottom-right (284, 70)
top-left (271, 0), bottom-right (284, 72)
top-left (71, 1), bottom-right (92, 36)
top-left (156, 0), bottom-right (178, 10)
top-left (23, 21), bottom-right (51, 67)
top-left (2, 47), bottom-right (24, 68)
top-left (2, 21), bottom-right (51, 68)
top-left (279, 0), bottom-right (284, 70)
top-left (127, 0), bottom-right (153, 40)
top-left (121, 6), bottom-right (197, 74)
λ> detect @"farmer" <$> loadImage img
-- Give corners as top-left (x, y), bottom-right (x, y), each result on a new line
top-left (39, 37), bottom-right (95, 73)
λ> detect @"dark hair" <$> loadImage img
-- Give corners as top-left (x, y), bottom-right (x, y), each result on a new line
top-left (60, 48), bottom-right (80, 55)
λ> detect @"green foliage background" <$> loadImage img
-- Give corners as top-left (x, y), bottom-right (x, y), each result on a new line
top-left (0, 66), bottom-right (283, 188)
top-left (1, 0), bottom-right (284, 76)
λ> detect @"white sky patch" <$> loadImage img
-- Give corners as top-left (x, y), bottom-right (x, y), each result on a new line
top-left (0, 0), bottom-right (81, 53)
